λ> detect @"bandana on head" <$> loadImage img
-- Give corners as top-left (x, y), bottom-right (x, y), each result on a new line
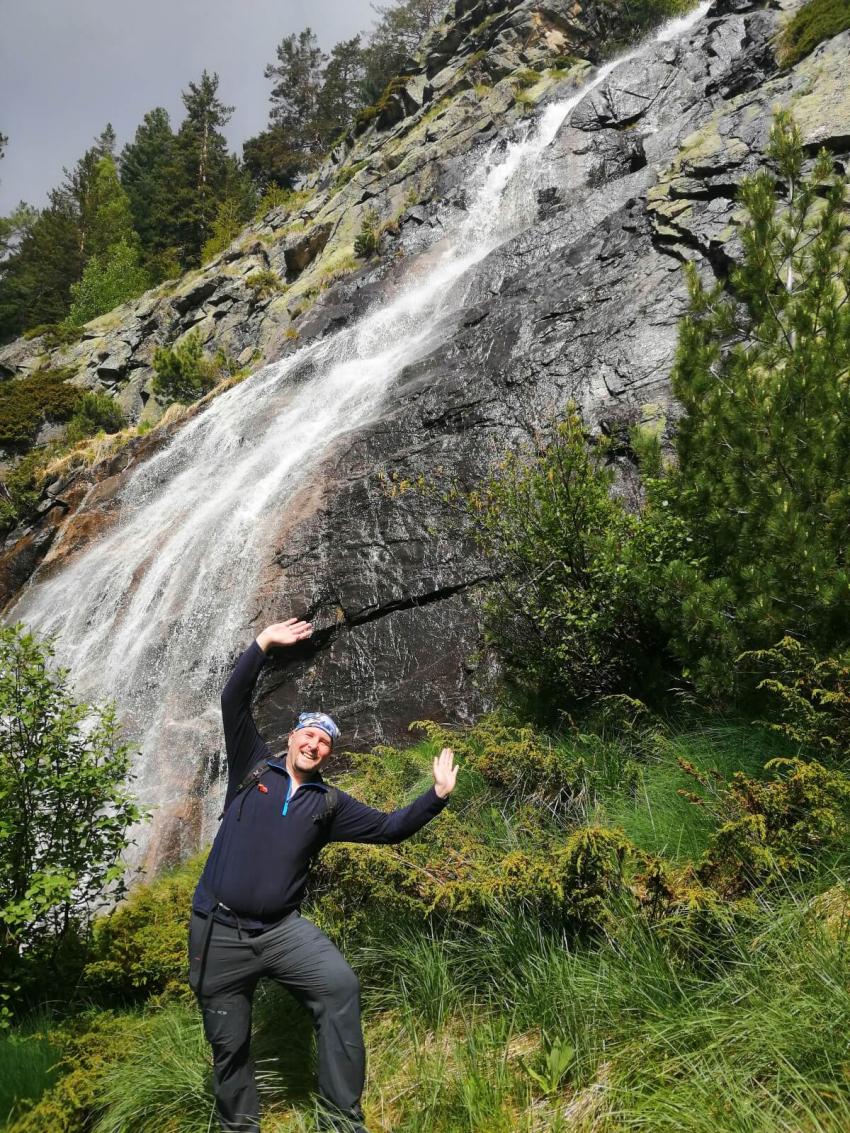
top-left (293, 711), bottom-right (340, 746)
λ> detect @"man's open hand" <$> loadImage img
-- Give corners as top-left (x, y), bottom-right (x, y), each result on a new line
top-left (256, 618), bottom-right (314, 653)
top-left (433, 747), bottom-right (458, 799)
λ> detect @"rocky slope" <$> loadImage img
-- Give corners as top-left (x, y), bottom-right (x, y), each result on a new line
top-left (2, 0), bottom-right (849, 854)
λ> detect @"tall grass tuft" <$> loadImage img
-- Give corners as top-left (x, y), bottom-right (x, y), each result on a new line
top-left (92, 1006), bottom-right (214, 1133)
top-left (0, 1012), bottom-right (62, 1127)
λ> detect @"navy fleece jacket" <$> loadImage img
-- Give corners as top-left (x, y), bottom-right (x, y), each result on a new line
top-left (192, 641), bottom-right (448, 927)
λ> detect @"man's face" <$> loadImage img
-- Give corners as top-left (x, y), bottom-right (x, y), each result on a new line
top-left (286, 726), bottom-right (333, 776)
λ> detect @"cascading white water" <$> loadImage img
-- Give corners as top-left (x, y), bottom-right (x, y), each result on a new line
top-left (7, 2), bottom-right (711, 860)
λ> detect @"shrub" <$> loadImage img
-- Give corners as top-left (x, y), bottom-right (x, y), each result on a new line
top-left (779, 0), bottom-right (850, 65)
top-left (83, 856), bottom-right (204, 1004)
top-left (656, 112), bottom-right (850, 694)
top-left (67, 239), bottom-right (149, 325)
top-left (510, 68), bottom-right (541, 91)
top-left (685, 757), bottom-right (850, 897)
top-left (332, 160), bottom-right (368, 190)
top-left (461, 406), bottom-right (670, 706)
top-left (0, 367), bottom-right (80, 448)
top-left (0, 625), bottom-right (143, 1014)
top-left (740, 637), bottom-right (850, 763)
top-left (21, 323), bottom-right (83, 350)
top-left (354, 209), bottom-right (381, 259)
top-left (0, 449), bottom-right (49, 534)
top-left (152, 331), bottom-right (219, 405)
top-left (244, 268), bottom-right (283, 298)
top-left (7, 1011), bottom-right (149, 1133)
top-left (411, 716), bottom-right (585, 810)
top-left (63, 390), bottom-right (125, 446)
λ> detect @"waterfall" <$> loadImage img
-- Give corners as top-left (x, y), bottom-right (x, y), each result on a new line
top-left (7, 2), bottom-right (712, 864)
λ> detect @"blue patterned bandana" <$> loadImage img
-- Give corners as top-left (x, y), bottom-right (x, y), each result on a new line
top-left (293, 711), bottom-right (340, 746)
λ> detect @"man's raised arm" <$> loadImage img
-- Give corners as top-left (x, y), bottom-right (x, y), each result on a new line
top-left (327, 748), bottom-right (459, 845)
top-left (221, 617), bottom-right (314, 790)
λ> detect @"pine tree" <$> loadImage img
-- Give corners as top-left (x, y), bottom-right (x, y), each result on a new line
top-left (659, 111), bottom-right (850, 692)
top-left (120, 108), bottom-right (182, 278)
top-left (0, 197), bottom-right (82, 340)
top-left (317, 36), bottom-right (366, 145)
top-left (361, 0), bottom-right (444, 103)
top-left (244, 29), bottom-right (326, 188)
top-left (174, 71), bottom-right (235, 263)
top-left (84, 156), bottom-right (138, 259)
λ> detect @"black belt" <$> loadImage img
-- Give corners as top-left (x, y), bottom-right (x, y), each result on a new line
top-left (193, 903), bottom-right (293, 996)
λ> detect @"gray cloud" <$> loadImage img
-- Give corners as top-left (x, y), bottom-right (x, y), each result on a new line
top-left (0, 0), bottom-right (379, 212)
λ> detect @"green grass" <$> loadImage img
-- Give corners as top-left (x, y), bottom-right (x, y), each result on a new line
top-left (0, 1012), bottom-right (63, 1128)
top-left (596, 723), bottom-right (774, 860)
top-left (10, 714), bottom-right (850, 1132)
top-left (780, 0), bottom-right (850, 66)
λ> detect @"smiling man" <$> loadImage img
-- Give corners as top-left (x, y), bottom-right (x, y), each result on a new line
top-left (189, 617), bottom-right (458, 1133)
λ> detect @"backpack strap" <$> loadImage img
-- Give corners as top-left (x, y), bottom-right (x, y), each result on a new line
top-left (314, 785), bottom-right (339, 830)
top-left (218, 757), bottom-right (272, 821)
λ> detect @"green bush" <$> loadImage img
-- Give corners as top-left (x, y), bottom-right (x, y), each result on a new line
top-left (682, 756), bottom-right (850, 897)
top-left (83, 856), bottom-right (203, 1004)
top-left (67, 238), bottom-right (149, 325)
top-left (0, 1013), bottom-right (63, 1127)
top-left (332, 160), bottom-right (368, 190)
top-left (510, 68), bottom-right (542, 91)
top-left (21, 323), bottom-right (83, 350)
top-left (0, 449), bottom-right (49, 534)
top-left (63, 390), bottom-right (125, 446)
top-left (740, 637), bottom-right (850, 762)
top-left (779, 0), bottom-right (850, 65)
top-left (0, 625), bottom-right (143, 1016)
top-left (460, 406), bottom-right (671, 706)
top-left (656, 113), bottom-right (850, 694)
top-left (7, 1011), bottom-right (149, 1133)
top-left (353, 209), bottom-right (381, 259)
top-left (152, 331), bottom-right (219, 405)
top-left (244, 268), bottom-right (283, 298)
top-left (0, 367), bottom-right (80, 448)
top-left (411, 716), bottom-right (585, 809)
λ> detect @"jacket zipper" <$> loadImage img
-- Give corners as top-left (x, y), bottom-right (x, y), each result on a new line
top-left (281, 774), bottom-right (326, 817)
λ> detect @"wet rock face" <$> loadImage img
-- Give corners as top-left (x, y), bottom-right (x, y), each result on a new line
top-left (3, 1), bottom-right (850, 763)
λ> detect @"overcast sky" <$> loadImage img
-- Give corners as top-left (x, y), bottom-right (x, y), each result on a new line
top-left (0, 0), bottom-right (380, 213)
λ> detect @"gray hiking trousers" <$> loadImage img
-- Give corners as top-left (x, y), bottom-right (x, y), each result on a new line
top-left (188, 910), bottom-right (367, 1133)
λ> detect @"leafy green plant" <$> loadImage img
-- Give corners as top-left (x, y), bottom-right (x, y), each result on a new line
top-left (67, 238), bottom-right (149, 325)
top-left (682, 756), bottom-right (850, 896)
top-left (0, 449), bottom-right (50, 534)
top-left (0, 625), bottom-right (143, 1010)
top-left (83, 856), bottom-right (204, 1004)
top-left (521, 1032), bottom-right (575, 1095)
top-left (510, 68), bottom-right (541, 91)
top-left (740, 637), bottom-right (850, 762)
top-left (460, 406), bottom-right (669, 706)
top-left (0, 1012), bottom-right (63, 1127)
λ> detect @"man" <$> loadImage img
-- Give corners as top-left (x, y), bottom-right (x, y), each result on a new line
top-left (189, 616), bottom-right (458, 1133)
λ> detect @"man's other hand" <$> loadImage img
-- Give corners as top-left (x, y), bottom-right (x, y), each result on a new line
top-left (433, 747), bottom-right (458, 799)
top-left (256, 618), bottom-right (314, 653)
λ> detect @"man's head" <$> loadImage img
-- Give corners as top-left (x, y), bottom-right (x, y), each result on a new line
top-left (285, 711), bottom-right (340, 778)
